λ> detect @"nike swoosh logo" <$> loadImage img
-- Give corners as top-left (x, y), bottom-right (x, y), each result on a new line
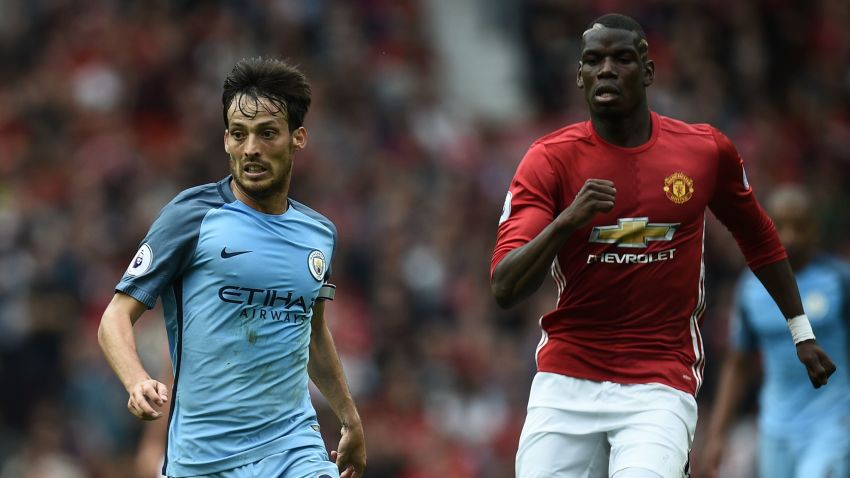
top-left (220, 247), bottom-right (252, 259)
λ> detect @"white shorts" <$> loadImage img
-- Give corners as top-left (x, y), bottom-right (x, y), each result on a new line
top-left (516, 372), bottom-right (697, 478)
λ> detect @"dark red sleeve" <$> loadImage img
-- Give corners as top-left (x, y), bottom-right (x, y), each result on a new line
top-left (490, 143), bottom-right (560, 276)
top-left (708, 128), bottom-right (787, 270)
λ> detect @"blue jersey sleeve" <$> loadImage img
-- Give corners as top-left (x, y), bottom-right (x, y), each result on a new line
top-left (290, 199), bottom-right (338, 281)
top-left (730, 275), bottom-right (758, 352)
top-left (821, 256), bottom-right (850, 328)
top-left (117, 183), bottom-right (226, 308)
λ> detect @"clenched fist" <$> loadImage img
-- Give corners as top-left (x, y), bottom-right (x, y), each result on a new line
top-left (555, 178), bottom-right (616, 231)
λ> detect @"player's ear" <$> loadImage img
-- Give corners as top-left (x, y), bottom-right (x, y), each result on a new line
top-left (291, 126), bottom-right (307, 151)
top-left (576, 62), bottom-right (585, 89)
top-left (223, 129), bottom-right (230, 154)
top-left (643, 59), bottom-right (655, 87)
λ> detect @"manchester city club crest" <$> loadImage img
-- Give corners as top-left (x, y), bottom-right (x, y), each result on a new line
top-left (663, 172), bottom-right (695, 204)
top-left (308, 250), bottom-right (326, 281)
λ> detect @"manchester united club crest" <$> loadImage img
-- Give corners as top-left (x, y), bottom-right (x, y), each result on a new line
top-left (663, 172), bottom-right (694, 204)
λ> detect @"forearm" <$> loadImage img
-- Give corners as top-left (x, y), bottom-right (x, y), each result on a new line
top-left (308, 315), bottom-right (360, 427)
top-left (706, 350), bottom-right (750, 439)
top-left (752, 259), bottom-right (804, 318)
top-left (491, 220), bottom-right (573, 308)
top-left (98, 296), bottom-right (150, 391)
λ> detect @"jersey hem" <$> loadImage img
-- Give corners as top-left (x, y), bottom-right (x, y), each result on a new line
top-left (116, 283), bottom-right (157, 309)
top-left (164, 429), bottom-right (325, 477)
top-left (536, 366), bottom-right (697, 396)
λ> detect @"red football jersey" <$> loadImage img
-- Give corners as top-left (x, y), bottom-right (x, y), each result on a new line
top-left (491, 111), bottom-right (786, 396)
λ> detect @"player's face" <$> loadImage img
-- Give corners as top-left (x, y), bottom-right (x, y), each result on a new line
top-left (224, 96), bottom-right (306, 202)
top-left (772, 201), bottom-right (817, 270)
top-left (577, 27), bottom-right (654, 118)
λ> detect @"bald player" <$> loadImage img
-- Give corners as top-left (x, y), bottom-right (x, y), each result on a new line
top-left (702, 185), bottom-right (850, 478)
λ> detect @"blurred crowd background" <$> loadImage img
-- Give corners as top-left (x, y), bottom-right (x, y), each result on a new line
top-left (1, 0), bottom-right (849, 477)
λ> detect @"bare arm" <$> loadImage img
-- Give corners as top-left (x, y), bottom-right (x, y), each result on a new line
top-left (491, 218), bottom-right (575, 308)
top-left (135, 346), bottom-right (173, 478)
top-left (98, 292), bottom-right (169, 420)
top-left (308, 300), bottom-right (366, 478)
top-left (700, 349), bottom-right (750, 478)
top-left (751, 260), bottom-right (804, 317)
top-left (752, 260), bottom-right (836, 387)
top-left (491, 179), bottom-right (616, 308)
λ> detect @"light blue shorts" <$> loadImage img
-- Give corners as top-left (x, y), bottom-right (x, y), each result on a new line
top-left (758, 418), bottom-right (850, 478)
top-left (177, 445), bottom-right (339, 478)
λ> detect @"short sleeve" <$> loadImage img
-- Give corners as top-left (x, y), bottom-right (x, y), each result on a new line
top-left (289, 199), bottom-right (337, 282)
top-left (324, 225), bottom-right (337, 282)
top-left (116, 198), bottom-right (210, 308)
top-left (491, 142), bottom-right (560, 276)
top-left (708, 128), bottom-right (786, 270)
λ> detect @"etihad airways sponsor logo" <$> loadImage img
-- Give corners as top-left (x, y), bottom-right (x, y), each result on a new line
top-left (219, 286), bottom-right (314, 324)
top-left (587, 248), bottom-right (676, 264)
top-left (218, 285), bottom-right (313, 311)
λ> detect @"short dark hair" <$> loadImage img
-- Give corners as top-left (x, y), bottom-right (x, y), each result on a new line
top-left (584, 13), bottom-right (649, 58)
top-left (222, 57), bottom-right (311, 132)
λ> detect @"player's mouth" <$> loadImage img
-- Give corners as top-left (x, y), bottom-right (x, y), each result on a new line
top-left (242, 162), bottom-right (270, 179)
top-left (593, 84), bottom-right (621, 103)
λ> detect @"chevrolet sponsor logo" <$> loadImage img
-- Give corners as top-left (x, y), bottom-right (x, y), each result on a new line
top-left (587, 249), bottom-right (676, 264)
top-left (589, 217), bottom-right (678, 248)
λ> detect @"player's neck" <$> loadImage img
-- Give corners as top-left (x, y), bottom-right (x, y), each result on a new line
top-left (230, 179), bottom-right (291, 215)
top-left (591, 108), bottom-right (652, 148)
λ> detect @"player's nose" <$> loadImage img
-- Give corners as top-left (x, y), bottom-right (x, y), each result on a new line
top-left (243, 134), bottom-right (262, 157)
top-left (598, 57), bottom-right (617, 77)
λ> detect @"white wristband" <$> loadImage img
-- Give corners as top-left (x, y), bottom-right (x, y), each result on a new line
top-left (788, 314), bottom-right (815, 344)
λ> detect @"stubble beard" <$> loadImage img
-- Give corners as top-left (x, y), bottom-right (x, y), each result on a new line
top-left (229, 158), bottom-right (288, 200)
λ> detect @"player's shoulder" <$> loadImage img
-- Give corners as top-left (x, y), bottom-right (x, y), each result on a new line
top-left (656, 113), bottom-right (717, 138)
top-left (153, 177), bottom-right (232, 228)
top-left (289, 199), bottom-right (337, 238)
top-left (166, 177), bottom-right (233, 211)
top-left (531, 121), bottom-right (594, 149)
top-left (811, 254), bottom-right (850, 279)
top-left (656, 114), bottom-right (734, 158)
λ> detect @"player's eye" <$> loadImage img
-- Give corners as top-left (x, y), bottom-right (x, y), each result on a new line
top-left (230, 131), bottom-right (245, 140)
top-left (583, 56), bottom-right (599, 66)
top-left (261, 130), bottom-right (277, 139)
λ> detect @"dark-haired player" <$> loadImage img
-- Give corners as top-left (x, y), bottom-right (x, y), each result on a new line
top-left (98, 57), bottom-right (366, 478)
top-left (491, 13), bottom-right (835, 478)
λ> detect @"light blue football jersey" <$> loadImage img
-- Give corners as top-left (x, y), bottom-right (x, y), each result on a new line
top-left (731, 255), bottom-right (850, 436)
top-left (116, 177), bottom-right (337, 477)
